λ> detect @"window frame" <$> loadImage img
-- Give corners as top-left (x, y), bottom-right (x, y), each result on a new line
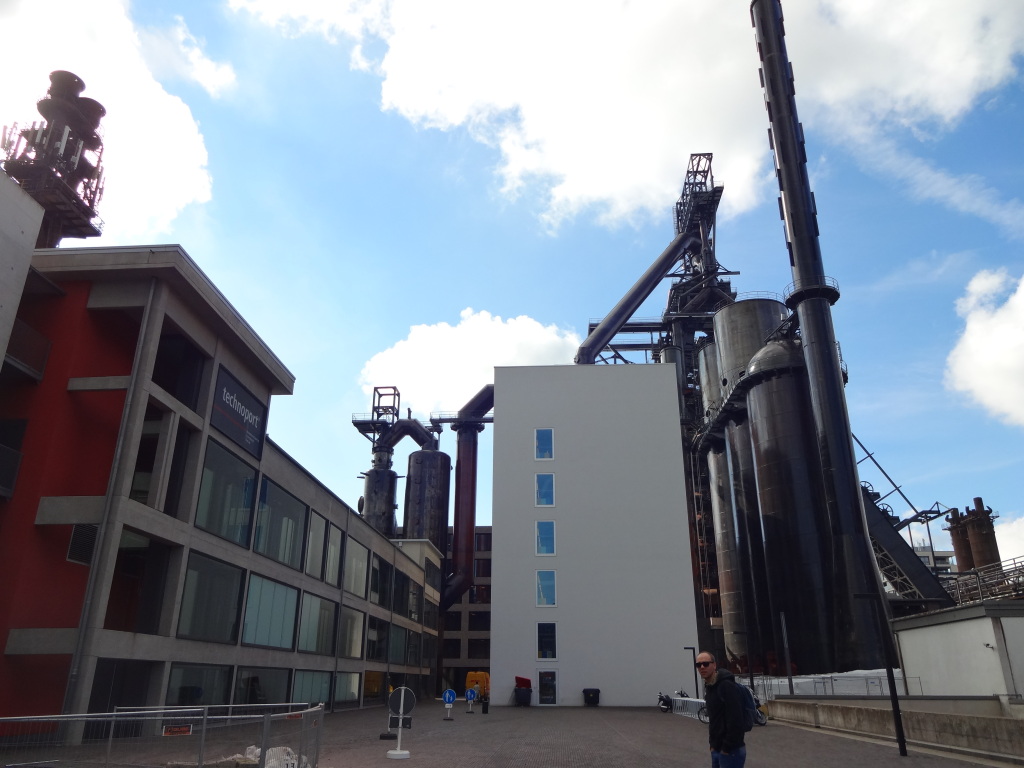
top-left (534, 428), bottom-right (554, 460)
top-left (536, 521), bottom-right (556, 556)
top-left (535, 473), bottom-right (555, 507)
top-left (536, 569), bottom-right (557, 607)
top-left (537, 622), bottom-right (557, 660)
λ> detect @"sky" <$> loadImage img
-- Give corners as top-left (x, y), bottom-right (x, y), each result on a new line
top-left (1, 0), bottom-right (1022, 564)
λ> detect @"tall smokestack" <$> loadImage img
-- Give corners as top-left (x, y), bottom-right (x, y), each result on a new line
top-left (750, 0), bottom-right (884, 670)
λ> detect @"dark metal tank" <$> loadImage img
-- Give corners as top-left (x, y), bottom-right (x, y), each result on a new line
top-left (403, 449), bottom-right (452, 555)
top-left (745, 338), bottom-right (833, 673)
top-left (711, 299), bottom-right (788, 670)
top-left (698, 342), bottom-right (745, 663)
top-left (945, 508), bottom-right (975, 571)
top-left (362, 452), bottom-right (398, 537)
top-left (966, 497), bottom-right (1001, 569)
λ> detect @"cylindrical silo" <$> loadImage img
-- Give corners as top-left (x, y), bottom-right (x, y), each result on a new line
top-left (403, 449), bottom-right (452, 554)
top-left (745, 337), bottom-right (833, 673)
top-left (712, 299), bottom-right (788, 671)
top-left (362, 451), bottom-right (398, 537)
top-left (698, 341), bottom-right (744, 662)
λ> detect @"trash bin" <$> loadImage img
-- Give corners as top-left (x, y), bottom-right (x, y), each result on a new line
top-left (481, 699), bottom-right (489, 714)
top-left (514, 687), bottom-right (532, 706)
top-left (583, 688), bottom-right (600, 707)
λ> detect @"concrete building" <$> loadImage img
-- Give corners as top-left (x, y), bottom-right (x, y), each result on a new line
top-left (490, 363), bottom-right (700, 707)
top-left (0, 241), bottom-right (440, 717)
top-left (913, 546), bottom-right (957, 578)
top-left (441, 525), bottom-right (492, 693)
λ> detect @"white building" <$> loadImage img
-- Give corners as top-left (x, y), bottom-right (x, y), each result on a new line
top-left (490, 363), bottom-right (700, 707)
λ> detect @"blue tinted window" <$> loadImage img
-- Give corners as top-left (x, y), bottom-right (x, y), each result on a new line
top-left (537, 570), bottom-right (556, 606)
top-left (536, 521), bottom-right (555, 555)
top-left (535, 428), bottom-right (554, 459)
top-left (536, 474), bottom-right (554, 506)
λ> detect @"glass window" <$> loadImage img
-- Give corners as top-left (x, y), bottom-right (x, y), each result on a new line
top-left (393, 570), bottom-right (410, 619)
top-left (406, 631), bottom-right (421, 667)
top-left (343, 539), bottom-right (369, 598)
top-left (242, 574), bottom-right (298, 649)
top-left (424, 559), bottom-right (442, 592)
top-left (366, 616), bottom-right (389, 662)
top-left (292, 670), bottom-right (331, 704)
top-left (339, 605), bottom-right (365, 659)
top-left (470, 585), bottom-right (491, 604)
top-left (325, 526), bottom-right (343, 587)
top-left (195, 440), bottom-right (257, 547)
top-left (166, 663), bottom-right (231, 706)
top-left (474, 532), bottom-right (492, 552)
top-left (536, 474), bottom-right (555, 506)
top-left (177, 552), bottom-right (243, 644)
top-left (305, 512), bottom-right (327, 579)
top-left (388, 625), bottom-right (407, 665)
top-left (422, 634), bottom-right (437, 667)
top-left (423, 599), bottom-right (439, 629)
top-left (537, 570), bottom-right (556, 606)
top-left (474, 558), bottom-right (492, 578)
top-left (334, 672), bottom-right (360, 707)
top-left (538, 622), bottom-right (557, 659)
top-left (298, 592), bottom-right (337, 656)
top-left (444, 611), bottom-right (462, 632)
top-left (536, 521), bottom-right (555, 555)
top-left (535, 428), bottom-right (553, 459)
top-left (468, 611), bottom-right (490, 631)
top-left (370, 556), bottom-right (393, 608)
top-left (235, 667), bottom-right (290, 705)
top-left (468, 638), bottom-right (490, 659)
top-left (442, 638), bottom-right (461, 658)
top-left (254, 479), bottom-right (307, 569)
top-left (407, 582), bottom-right (422, 623)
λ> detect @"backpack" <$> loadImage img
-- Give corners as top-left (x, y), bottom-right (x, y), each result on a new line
top-left (735, 681), bottom-right (756, 732)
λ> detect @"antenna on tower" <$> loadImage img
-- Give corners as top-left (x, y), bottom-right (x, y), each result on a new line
top-left (1, 70), bottom-right (106, 248)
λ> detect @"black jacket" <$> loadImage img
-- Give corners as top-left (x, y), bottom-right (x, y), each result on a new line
top-left (704, 669), bottom-right (746, 753)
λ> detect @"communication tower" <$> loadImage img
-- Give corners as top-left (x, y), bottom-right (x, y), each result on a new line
top-left (1, 70), bottom-right (106, 247)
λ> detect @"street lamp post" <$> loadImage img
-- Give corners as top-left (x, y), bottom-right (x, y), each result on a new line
top-left (855, 593), bottom-right (907, 757)
top-left (684, 646), bottom-right (698, 696)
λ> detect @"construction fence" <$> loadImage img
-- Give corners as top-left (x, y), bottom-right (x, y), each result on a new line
top-left (0, 704), bottom-right (322, 768)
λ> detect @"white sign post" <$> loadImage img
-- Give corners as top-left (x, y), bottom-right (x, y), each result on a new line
top-left (442, 688), bottom-right (456, 721)
top-left (386, 687), bottom-right (415, 760)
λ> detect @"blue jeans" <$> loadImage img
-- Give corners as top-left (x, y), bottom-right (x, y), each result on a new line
top-left (711, 746), bottom-right (746, 768)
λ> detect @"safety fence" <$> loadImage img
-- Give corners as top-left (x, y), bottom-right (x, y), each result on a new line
top-left (944, 555), bottom-right (1024, 604)
top-left (0, 704), bottom-right (322, 768)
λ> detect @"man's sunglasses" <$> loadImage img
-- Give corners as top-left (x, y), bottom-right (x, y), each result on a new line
top-left (695, 661), bottom-right (714, 668)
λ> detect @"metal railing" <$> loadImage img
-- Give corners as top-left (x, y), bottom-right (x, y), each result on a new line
top-left (760, 674), bottom-right (924, 698)
top-left (944, 556), bottom-right (1024, 604)
top-left (0, 704), bottom-right (322, 768)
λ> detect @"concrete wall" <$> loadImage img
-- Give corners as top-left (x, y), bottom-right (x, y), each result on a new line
top-left (770, 699), bottom-right (1024, 763)
top-left (490, 363), bottom-right (699, 707)
top-left (0, 174), bottom-right (42, 355)
top-left (894, 603), bottom-right (1024, 697)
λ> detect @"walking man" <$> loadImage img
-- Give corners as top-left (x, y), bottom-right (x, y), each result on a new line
top-left (696, 651), bottom-right (746, 767)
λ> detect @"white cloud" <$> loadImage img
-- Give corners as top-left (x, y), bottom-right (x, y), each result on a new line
top-left (228, 0), bottom-right (1024, 230)
top-left (139, 17), bottom-right (237, 99)
top-left (995, 514), bottom-right (1024, 562)
top-left (359, 308), bottom-right (580, 415)
top-left (945, 270), bottom-right (1024, 427)
top-left (0, 0), bottom-right (212, 243)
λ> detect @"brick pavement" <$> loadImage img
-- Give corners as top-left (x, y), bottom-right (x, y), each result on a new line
top-left (313, 700), bottom-right (1017, 768)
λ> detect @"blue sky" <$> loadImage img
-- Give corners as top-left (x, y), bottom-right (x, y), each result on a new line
top-left (2, 0), bottom-right (1022, 561)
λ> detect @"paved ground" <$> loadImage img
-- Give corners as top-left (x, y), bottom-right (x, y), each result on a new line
top-left (314, 700), bottom-right (1017, 768)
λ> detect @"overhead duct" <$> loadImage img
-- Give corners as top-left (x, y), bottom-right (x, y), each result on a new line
top-left (575, 232), bottom-right (700, 365)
